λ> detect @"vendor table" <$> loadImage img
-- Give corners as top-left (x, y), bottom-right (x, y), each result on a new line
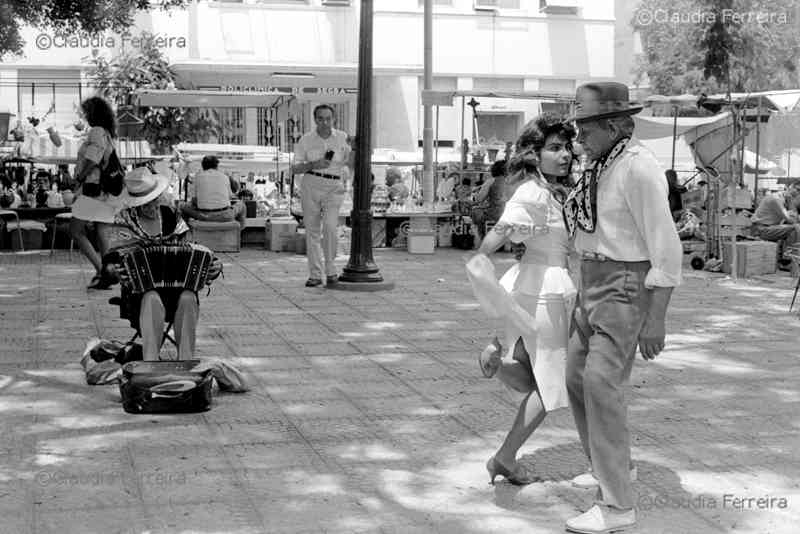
top-left (13, 207), bottom-right (71, 219)
top-left (382, 211), bottom-right (454, 252)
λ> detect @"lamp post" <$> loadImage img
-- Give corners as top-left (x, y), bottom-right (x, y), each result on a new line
top-left (336, 0), bottom-right (393, 291)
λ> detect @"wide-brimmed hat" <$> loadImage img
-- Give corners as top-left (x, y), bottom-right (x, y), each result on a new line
top-left (570, 82), bottom-right (643, 123)
top-left (121, 167), bottom-right (169, 208)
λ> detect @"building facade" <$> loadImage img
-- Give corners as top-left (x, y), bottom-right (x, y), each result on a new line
top-left (2, 0), bottom-right (621, 155)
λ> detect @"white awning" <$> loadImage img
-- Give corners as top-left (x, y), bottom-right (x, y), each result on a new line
top-left (633, 113), bottom-right (732, 140)
top-left (421, 90), bottom-right (573, 107)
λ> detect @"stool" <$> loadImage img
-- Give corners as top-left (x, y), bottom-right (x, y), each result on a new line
top-left (188, 219), bottom-right (240, 252)
top-left (50, 212), bottom-right (74, 256)
top-left (0, 209), bottom-right (24, 251)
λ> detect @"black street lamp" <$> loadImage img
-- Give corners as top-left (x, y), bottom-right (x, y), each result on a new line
top-left (335, 0), bottom-right (394, 291)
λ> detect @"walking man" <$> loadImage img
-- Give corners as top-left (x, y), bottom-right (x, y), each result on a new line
top-left (562, 82), bottom-right (683, 533)
top-left (293, 104), bottom-right (352, 287)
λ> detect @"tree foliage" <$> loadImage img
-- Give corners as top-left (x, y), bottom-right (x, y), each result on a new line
top-left (632, 0), bottom-right (800, 95)
top-left (86, 41), bottom-right (220, 154)
top-left (0, 0), bottom-right (188, 58)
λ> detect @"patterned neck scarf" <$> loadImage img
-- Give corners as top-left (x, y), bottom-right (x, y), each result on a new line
top-left (562, 137), bottom-right (630, 238)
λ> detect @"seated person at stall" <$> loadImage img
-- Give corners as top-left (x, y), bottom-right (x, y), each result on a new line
top-left (750, 182), bottom-right (800, 256)
top-left (180, 155), bottom-right (246, 228)
top-left (666, 169), bottom-right (687, 222)
top-left (385, 167), bottom-right (409, 202)
top-left (470, 159), bottom-right (508, 242)
top-left (104, 168), bottom-right (222, 361)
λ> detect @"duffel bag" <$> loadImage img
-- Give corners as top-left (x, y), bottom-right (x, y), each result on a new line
top-left (119, 360), bottom-right (213, 414)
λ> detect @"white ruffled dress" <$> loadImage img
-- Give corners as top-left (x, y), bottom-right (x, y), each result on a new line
top-left (466, 178), bottom-right (576, 411)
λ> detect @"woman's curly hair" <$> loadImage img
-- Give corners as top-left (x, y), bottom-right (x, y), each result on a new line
top-left (507, 112), bottom-right (575, 177)
top-left (81, 96), bottom-right (117, 138)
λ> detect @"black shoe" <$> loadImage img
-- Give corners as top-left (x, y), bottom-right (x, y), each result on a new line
top-left (326, 274), bottom-right (338, 285)
top-left (88, 273), bottom-right (113, 290)
top-left (305, 278), bottom-right (323, 287)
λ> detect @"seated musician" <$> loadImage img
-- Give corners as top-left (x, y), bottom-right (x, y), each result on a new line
top-left (104, 168), bottom-right (222, 361)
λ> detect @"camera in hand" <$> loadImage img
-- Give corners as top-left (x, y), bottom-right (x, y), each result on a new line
top-left (324, 150), bottom-right (335, 161)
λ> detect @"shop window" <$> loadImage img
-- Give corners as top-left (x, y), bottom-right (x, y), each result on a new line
top-left (417, 0), bottom-right (454, 6)
top-left (17, 70), bottom-right (82, 131)
top-left (476, 113), bottom-right (522, 146)
top-left (472, 77), bottom-right (524, 92)
top-left (474, 0), bottom-right (520, 11)
top-left (540, 102), bottom-right (571, 116)
top-left (258, 105), bottom-right (307, 152)
top-left (539, 0), bottom-right (578, 14)
top-left (218, 107), bottom-right (246, 145)
top-left (538, 78), bottom-right (575, 93)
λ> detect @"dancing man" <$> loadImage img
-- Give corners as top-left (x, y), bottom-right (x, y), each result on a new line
top-left (563, 82), bottom-right (682, 533)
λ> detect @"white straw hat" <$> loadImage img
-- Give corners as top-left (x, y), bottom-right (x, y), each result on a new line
top-left (121, 167), bottom-right (169, 208)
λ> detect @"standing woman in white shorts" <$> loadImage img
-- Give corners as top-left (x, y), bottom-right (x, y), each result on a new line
top-left (69, 96), bottom-right (123, 289)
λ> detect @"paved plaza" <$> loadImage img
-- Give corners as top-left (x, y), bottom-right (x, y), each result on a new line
top-left (0, 247), bottom-right (798, 534)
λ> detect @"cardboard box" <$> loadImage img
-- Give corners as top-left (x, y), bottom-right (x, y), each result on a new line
top-left (408, 232), bottom-right (435, 254)
top-left (266, 217), bottom-right (297, 252)
top-left (722, 240), bottom-right (777, 277)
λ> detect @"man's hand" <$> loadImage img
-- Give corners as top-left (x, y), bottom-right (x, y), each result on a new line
top-left (638, 286), bottom-right (673, 360)
top-left (311, 158), bottom-right (331, 171)
top-left (638, 314), bottom-right (665, 360)
top-left (207, 258), bottom-right (223, 284)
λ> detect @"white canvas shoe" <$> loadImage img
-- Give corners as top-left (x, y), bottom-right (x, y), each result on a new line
top-left (571, 466), bottom-right (638, 489)
top-left (565, 504), bottom-right (637, 534)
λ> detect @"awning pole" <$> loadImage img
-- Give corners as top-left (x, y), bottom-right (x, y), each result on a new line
top-left (671, 104), bottom-right (678, 170)
top-left (460, 96), bottom-right (466, 171)
top-left (421, 0), bottom-right (434, 207)
top-left (754, 96), bottom-right (761, 205)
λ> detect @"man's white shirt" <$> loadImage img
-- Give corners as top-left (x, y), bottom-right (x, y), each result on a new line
top-left (294, 128), bottom-right (351, 179)
top-left (574, 137), bottom-right (683, 288)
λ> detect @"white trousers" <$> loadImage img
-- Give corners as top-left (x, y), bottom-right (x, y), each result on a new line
top-left (300, 175), bottom-right (344, 279)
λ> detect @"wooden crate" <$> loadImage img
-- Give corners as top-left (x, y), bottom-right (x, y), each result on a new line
top-left (721, 240), bottom-right (777, 277)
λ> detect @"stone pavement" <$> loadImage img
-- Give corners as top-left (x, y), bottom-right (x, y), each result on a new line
top-left (1, 247), bottom-right (799, 534)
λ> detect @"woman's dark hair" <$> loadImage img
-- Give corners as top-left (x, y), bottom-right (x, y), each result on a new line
top-left (81, 96), bottom-right (117, 138)
top-left (490, 159), bottom-right (507, 178)
top-left (509, 112), bottom-right (575, 174)
top-left (507, 112), bottom-right (576, 199)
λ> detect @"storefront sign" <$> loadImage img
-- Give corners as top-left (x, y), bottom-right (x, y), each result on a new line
top-left (222, 85), bottom-right (356, 97)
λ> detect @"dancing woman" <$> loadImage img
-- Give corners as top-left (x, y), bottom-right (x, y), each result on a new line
top-left (466, 113), bottom-right (576, 485)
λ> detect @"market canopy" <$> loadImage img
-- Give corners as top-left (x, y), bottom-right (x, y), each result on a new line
top-left (136, 89), bottom-right (293, 108)
top-left (633, 113), bottom-right (732, 140)
top-left (421, 90), bottom-right (574, 107)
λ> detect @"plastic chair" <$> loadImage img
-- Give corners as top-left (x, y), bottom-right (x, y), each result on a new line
top-left (50, 212), bottom-right (74, 256)
top-left (0, 209), bottom-right (25, 251)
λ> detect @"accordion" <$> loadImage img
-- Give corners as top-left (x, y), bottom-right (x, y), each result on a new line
top-left (111, 243), bottom-right (215, 295)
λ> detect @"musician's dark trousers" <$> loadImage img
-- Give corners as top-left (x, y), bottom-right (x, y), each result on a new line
top-left (566, 258), bottom-right (651, 510)
top-left (140, 289), bottom-right (198, 360)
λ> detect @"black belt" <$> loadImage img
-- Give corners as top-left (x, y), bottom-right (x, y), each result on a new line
top-left (197, 206), bottom-right (231, 212)
top-left (307, 171), bottom-right (340, 180)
